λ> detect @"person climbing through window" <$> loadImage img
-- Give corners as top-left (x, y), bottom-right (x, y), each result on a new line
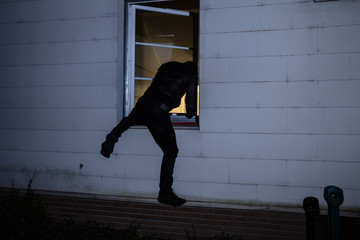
top-left (100, 61), bottom-right (198, 207)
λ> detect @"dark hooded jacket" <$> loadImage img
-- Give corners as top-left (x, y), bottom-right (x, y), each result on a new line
top-left (144, 61), bottom-right (198, 119)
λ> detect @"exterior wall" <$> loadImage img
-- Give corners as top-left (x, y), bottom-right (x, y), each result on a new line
top-left (0, 0), bottom-right (123, 194)
top-left (1, 0), bottom-right (360, 211)
top-left (199, 0), bottom-right (360, 209)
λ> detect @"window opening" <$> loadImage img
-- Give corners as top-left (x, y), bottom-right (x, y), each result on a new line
top-left (125, 0), bottom-right (199, 125)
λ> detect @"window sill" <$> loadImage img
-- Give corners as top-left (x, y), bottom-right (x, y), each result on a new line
top-left (172, 123), bottom-right (199, 130)
top-left (131, 123), bottom-right (199, 130)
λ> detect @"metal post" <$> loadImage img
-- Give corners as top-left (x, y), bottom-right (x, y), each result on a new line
top-left (303, 196), bottom-right (320, 240)
top-left (323, 185), bottom-right (344, 240)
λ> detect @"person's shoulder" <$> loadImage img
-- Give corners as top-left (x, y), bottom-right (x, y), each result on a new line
top-left (160, 61), bottom-right (195, 73)
top-left (160, 61), bottom-right (181, 68)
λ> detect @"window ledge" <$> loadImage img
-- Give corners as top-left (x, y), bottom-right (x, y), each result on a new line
top-left (131, 124), bottom-right (199, 130)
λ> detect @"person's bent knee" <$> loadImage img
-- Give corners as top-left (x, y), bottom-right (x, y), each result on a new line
top-left (164, 146), bottom-right (178, 159)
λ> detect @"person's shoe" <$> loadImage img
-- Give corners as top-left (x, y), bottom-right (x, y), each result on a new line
top-left (100, 133), bottom-right (118, 158)
top-left (158, 191), bottom-right (186, 207)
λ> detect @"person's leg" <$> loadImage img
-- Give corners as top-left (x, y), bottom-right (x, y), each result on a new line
top-left (149, 120), bottom-right (178, 194)
top-left (100, 98), bottom-right (145, 158)
top-left (100, 116), bottom-right (132, 158)
top-left (147, 111), bottom-right (186, 206)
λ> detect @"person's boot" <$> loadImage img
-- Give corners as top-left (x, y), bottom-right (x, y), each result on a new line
top-left (158, 190), bottom-right (186, 207)
top-left (100, 132), bottom-right (118, 158)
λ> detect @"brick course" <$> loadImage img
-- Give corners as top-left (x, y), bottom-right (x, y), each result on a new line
top-left (39, 192), bottom-right (306, 240)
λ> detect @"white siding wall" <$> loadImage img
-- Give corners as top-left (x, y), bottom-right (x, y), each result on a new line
top-left (1, 0), bottom-right (360, 210)
top-left (0, 0), bottom-right (122, 193)
top-left (199, 0), bottom-right (360, 209)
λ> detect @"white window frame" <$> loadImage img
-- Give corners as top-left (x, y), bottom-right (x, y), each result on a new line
top-left (124, 4), bottom-right (191, 116)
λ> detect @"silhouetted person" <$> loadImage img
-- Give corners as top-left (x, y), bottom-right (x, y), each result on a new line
top-left (100, 61), bottom-right (198, 207)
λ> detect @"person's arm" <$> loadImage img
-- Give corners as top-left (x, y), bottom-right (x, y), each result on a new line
top-left (185, 75), bottom-right (197, 119)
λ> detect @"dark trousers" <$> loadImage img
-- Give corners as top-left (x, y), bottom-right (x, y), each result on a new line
top-left (110, 95), bottom-right (178, 194)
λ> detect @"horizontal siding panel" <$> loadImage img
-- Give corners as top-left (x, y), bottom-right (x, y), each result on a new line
top-left (288, 53), bottom-right (351, 81)
top-left (125, 155), bottom-right (161, 180)
top-left (0, 129), bottom-right (105, 154)
top-left (225, 56), bottom-right (288, 82)
top-left (201, 29), bottom-right (318, 58)
top-left (0, 85), bottom-right (117, 108)
top-left (124, 178), bottom-right (159, 197)
top-left (201, 107), bottom-right (360, 135)
top-left (200, 108), bottom-right (287, 134)
top-left (258, 28), bottom-right (318, 56)
top-left (219, 32), bottom-right (258, 57)
top-left (0, 172), bottom-right (27, 189)
top-left (287, 160), bottom-right (350, 188)
top-left (0, 151), bottom-right (59, 172)
top-left (200, 31), bottom-right (258, 58)
top-left (350, 53), bottom-right (360, 79)
top-left (0, 39), bottom-right (117, 66)
top-left (201, 0), bottom-right (356, 10)
top-left (0, 62), bottom-right (117, 87)
top-left (0, 154), bottom-right (147, 189)
top-left (200, 56), bottom-right (288, 83)
top-left (291, 1), bottom-right (360, 29)
top-left (199, 157), bottom-right (229, 183)
top-left (201, 4), bottom-right (292, 33)
top-left (258, 134), bottom-right (360, 162)
top-left (201, 80), bottom-right (360, 108)
top-left (343, 189), bottom-right (360, 208)
top-left (174, 157), bottom-right (207, 182)
top-left (318, 80), bottom-right (360, 107)
top-left (113, 129), bottom-right (162, 156)
top-left (0, 108), bottom-right (117, 131)
top-left (200, 82), bottom-right (318, 108)
top-left (166, 157), bottom-right (230, 184)
top-left (200, 53), bottom-right (354, 83)
top-left (199, 33), bottom-right (218, 58)
top-left (0, 0), bottom-right (117, 23)
top-left (318, 25), bottom-right (360, 54)
top-left (257, 185), bottom-right (324, 207)
top-left (0, 151), bottom-right (103, 176)
top-left (34, 173), bottom-right (105, 193)
top-left (286, 108), bottom-right (360, 135)
top-left (229, 159), bottom-right (287, 185)
top-left (201, 133), bottom-right (259, 159)
top-left (259, 134), bottom-right (316, 160)
top-left (201, 0), bottom-right (261, 9)
top-left (175, 129), bottom-right (202, 157)
top-left (201, 182), bottom-right (258, 203)
top-left (317, 135), bottom-right (360, 162)
top-left (0, 17), bottom-right (117, 44)
top-left (349, 163), bottom-right (360, 189)
top-left (173, 181), bottom-right (203, 200)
